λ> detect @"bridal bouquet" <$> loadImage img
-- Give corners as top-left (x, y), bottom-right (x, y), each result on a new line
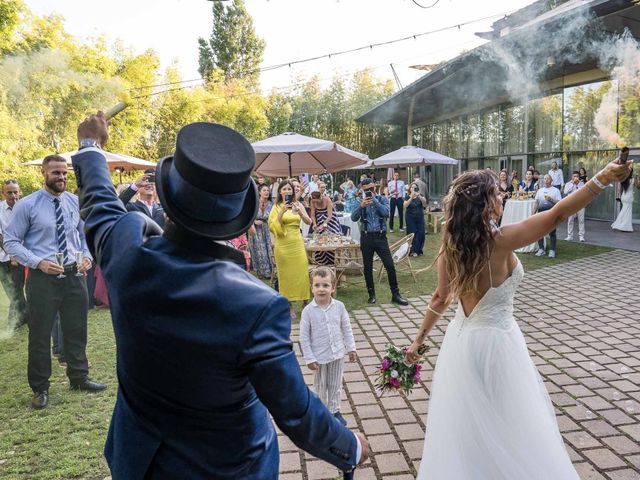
top-left (375, 344), bottom-right (429, 395)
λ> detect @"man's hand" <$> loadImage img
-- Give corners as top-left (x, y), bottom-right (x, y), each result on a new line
top-left (134, 174), bottom-right (152, 189)
top-left (77, 111), bottom-right (109, 148)
top-left (37, 260), bottom-right (64, 276)
top-left (360, 197), bottom-right (373, 208)
top-left (348, 351), bottom-right (357, 362)
top-left (307, 362), bottom-right (319, 371)
top-left (355, 432), bottom-right (370, 464)
top-left (9, 257), bottom-right (18, 267)
top-left (77, 257), bottom-right (92, 274)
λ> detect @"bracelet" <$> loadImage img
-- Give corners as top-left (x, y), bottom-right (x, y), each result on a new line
top-left (427, 305), bottom-right (444, 317)
top-left (584, 183), bottom-right (598, 196)
top-left (592, 175), bottom-right (608, 189)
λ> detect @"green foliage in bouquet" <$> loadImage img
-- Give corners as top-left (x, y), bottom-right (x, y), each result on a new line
top-left (374, 344), bottom-right (427, 396)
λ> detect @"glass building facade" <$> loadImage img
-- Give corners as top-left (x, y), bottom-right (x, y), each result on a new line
top-left (412, 79), bottom-right (639, 223)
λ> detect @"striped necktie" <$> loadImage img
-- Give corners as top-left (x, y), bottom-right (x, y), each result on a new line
top-left (53, 198), bottom-right (69, 264)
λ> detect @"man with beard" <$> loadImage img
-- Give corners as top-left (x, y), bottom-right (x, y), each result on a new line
top-left (0, 180), bottom-right (28, 330)
top-left (4, 155), bottom-right (106, 409)
top-left (118, 168), bottom-right (165, 228)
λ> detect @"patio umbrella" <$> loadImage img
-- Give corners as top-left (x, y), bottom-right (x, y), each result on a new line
top-left (371, 145), bottom-right (458, 168)
top-left (23, 151), bottom-right (157, 183)
top-left (253, 132), bottom-right (369, 178)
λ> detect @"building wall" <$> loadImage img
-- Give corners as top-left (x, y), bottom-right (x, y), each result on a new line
top-left (411, 72), bottom-right (640, 223)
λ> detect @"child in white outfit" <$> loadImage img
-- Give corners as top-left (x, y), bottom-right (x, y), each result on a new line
top-left (300, 267), bottom-right (357, 426)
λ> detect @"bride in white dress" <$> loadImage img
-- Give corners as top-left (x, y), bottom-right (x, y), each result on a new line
top-left (405, 159), bottom-right (633, 480)
top-left (611, 170), bottom-right (635, 232)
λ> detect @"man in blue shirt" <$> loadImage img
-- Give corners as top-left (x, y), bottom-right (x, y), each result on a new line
top-left (4, 154), bottom-right (106, 409)
top-left (351, 179), bottom-right (408, 306)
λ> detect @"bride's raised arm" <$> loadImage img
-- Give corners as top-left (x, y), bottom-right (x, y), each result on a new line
top-left (496, 160), bottom-right (632, 252)
top-left (406, 250), bottom-right (452, 363)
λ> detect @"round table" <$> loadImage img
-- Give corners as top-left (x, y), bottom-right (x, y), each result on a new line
top-left (501, 199), bottom-right (539, 253)
top-left (335, 214), bottom-right (360, 243)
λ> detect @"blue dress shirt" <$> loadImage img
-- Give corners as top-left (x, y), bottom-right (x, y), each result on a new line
top-left (4, 189), bottom-right (92, 269)
top-left (350, 195), bottom-right (390, 233)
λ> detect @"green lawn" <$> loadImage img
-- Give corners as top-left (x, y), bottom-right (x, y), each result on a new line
top-left (0, 235), bottom-right (613, 480)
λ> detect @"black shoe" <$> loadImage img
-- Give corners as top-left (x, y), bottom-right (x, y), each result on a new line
top-left (333, 411), bottom-right (347, 426)
top-left (70, 378), bottom-right (107, 392)
top-left (367, 293), bottom-right (376, 304)
top-left (391, 293), bottom-right (409, 306)
top-left (32, 390), bottom-right (48, 409)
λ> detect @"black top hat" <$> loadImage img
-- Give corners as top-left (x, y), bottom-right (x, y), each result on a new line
top-left (155, 122), bottom-right (258, 240)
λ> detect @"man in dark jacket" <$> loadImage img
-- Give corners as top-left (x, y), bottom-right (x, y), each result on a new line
top-left (118, 168), bottom-right (165, 228)
top-left (72, 113), bottom-right (369, 479)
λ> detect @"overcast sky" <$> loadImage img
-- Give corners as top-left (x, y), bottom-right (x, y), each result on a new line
top-left (27, 0), bottom-right (534, 93)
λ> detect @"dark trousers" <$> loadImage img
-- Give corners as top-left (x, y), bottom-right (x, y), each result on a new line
top-left (405, 214), bottom-right (426, 255)
top-left (389, 197), bottom-right (404, 230)
top-left (26, 268), bottom-right (89, 392)
top-left (51, 313), bottom-right (64, 359)
top-left (0, 261), bottom-right (27, 327)
top-left (360, 232), bottom-right (399, 294)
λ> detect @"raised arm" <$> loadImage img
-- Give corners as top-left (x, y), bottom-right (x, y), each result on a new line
top-left (497, 161), bottom-right (633, 252)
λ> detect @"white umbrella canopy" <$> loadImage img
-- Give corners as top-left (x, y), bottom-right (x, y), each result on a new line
top-left (372, 145), bottom-right (458, 168)
top-left (253, 132), bottom-right (369, 178)
top-left (23, 150), bottom-right (156, 171)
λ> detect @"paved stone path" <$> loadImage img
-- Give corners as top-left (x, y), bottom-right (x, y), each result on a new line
top-left (278, 250), bottom-right (640, 479)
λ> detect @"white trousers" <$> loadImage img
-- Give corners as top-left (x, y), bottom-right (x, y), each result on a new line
top-left (567, 208), bottom-right (585, 239)
top-left (314, 358), bottom-right (344, 414)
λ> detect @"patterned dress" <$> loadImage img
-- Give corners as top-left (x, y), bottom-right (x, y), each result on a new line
top-left (248, 201), bottom-right (273, 278)
top-left (313, 205), bottom-right (342, 265)
top-left (343, 186), bottom-right (360, 214)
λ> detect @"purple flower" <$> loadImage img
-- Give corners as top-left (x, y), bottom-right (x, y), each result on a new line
top-left (389, 377), bottom-right (401, 389)
top-left (415, 364), bottom-right (422, 373)
top-left (381, 358), bottom-right (391, 371)
top-left (413, 373), bottom-right (421, 383)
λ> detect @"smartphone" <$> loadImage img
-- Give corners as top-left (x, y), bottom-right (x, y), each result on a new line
top-left (147, 174), bottom-right (156, 184)
top-left (285, 194), bottom-right (293, 205)
top-left (617, 146), bottom-right (629, 165)
top-left (365, 190), bottom-right (374, 198)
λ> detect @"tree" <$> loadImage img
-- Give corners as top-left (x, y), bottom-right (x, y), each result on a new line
top-left (197, 0), bottom-right (265, 85)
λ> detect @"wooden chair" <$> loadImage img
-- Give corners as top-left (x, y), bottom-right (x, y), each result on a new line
top-left (374, 233), bottom-right (418, 283)
top-left (334, 244), bottom-right (364, 285)
top-left (426, 211), bottom-right (444, 233)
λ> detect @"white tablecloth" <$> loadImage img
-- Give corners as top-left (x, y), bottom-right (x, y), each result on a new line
top-left (336, 215), bottom-right (360, 243)
top-left (501, 199), bottom-right (538, 253)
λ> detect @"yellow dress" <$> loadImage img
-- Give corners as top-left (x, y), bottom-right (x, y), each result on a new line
top-left (268, 204), bottom-right (311, 301)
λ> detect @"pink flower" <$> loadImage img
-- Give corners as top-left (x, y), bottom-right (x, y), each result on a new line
top-left (381, 358), bottom-right (391, 371)
top-left (415, 364), bottom-right (422, 373)
top-left (413, 373), bottom-right (421, 383)
top-left (389, 377), bottom-right (401, 389)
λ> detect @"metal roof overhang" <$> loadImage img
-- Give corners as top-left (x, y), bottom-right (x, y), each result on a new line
top-left (357, 0), bottom-right (640, 127)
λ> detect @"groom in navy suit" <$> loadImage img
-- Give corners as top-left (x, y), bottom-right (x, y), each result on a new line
top-left (72, 114), bottom-right (369, 479)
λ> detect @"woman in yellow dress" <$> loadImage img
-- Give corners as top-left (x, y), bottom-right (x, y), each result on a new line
top-left (268, 180), bottom-right (312, 319)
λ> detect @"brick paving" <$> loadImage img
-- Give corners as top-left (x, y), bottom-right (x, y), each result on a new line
top-left (279, 250), bottom-right (640, 479)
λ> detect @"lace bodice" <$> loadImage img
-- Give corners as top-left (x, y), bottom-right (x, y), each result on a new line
top-left (454, 258), bottom-right (524, 331)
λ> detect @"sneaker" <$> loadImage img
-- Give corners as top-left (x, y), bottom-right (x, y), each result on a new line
top-left (549, 250), bottom-right (556, 258)
top-left (564, 236), bottom-right (572, 241)
top-left (389, 229), bottom-right (394, 233)
top-left (399, 228), bottom-right (405, 232)
top-left (535, 249), bottom-right (545, 257)
top-left (333, 411), bottom-right (347, 426)
top-left (579, 237), bottom-right (585, 242)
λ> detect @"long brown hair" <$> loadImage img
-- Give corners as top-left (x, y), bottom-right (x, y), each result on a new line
top-left (442, 170), bottom-right (500, 299)
top-left (275, 179), bottom-right (294, 204)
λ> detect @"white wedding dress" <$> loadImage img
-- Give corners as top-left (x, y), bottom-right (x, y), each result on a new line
top-left (611, 185), bottom-right (634, 232)
top-left (417, 257), bottom-right (579, 480)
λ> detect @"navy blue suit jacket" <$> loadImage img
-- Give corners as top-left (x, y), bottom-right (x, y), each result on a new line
top-left (72, 149), bottom-right (358, 479)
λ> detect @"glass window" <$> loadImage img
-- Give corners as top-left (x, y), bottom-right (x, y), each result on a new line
top-left (446, 118), bottom-right (461, 158)
top-left (566, 151), bottom-right (618, 221)
top-left (483, 109), bottom-right (500, 156)
top-left (468, 113), bottom-right (483, 157)
top-left (618, 80), bottom-right (640, 147)
top-left (528, 93), bottom-right (562, 153)
top-left (563, 81), bottom-right (615, 151)
top-left (500, 104), bottom-right (525, 154)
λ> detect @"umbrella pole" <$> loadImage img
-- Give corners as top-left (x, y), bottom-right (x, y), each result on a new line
top-left (287, 152), bottom-right (293, 179)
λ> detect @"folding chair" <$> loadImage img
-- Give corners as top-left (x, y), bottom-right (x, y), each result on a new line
top-left (374, 233), bottom-right (418, 283)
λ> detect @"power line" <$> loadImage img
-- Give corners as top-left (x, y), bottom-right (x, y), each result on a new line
top-left (126, 8), bottom-right (513, 92)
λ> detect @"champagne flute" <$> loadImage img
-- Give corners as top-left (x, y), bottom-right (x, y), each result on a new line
top-left (55, 252), bottom-right (66, 279)
top-left (75, 251), bottom-right (84, 277)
